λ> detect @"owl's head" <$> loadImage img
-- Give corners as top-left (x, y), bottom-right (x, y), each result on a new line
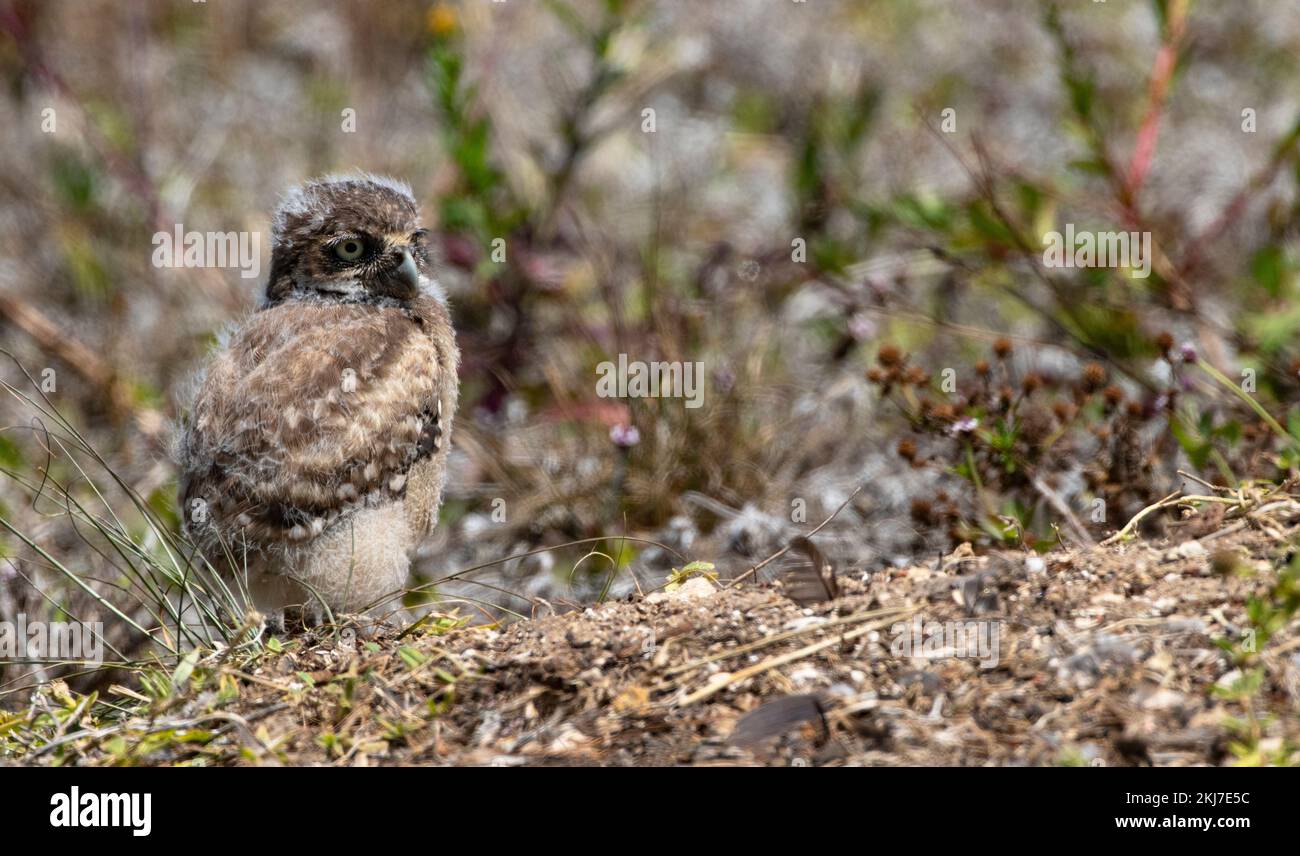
top-left (264, 174), bottom-right (437, 306)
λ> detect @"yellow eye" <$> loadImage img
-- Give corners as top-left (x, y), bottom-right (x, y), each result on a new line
top-left (335, 239), bottom-right (365, 261)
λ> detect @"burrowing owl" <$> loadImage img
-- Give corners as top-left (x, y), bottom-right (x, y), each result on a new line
top-left (177, 174), bottom-right (459, 625)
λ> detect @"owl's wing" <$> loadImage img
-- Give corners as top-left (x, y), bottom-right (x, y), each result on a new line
top-left (179, 301), bottom-right (457, 550)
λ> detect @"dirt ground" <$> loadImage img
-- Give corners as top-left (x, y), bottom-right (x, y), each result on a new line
top-left (17, 516), bottom-right (1299, 768)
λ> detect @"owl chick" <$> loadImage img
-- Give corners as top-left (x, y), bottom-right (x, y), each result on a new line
top-left (177, 174), bottom-right (459, 626)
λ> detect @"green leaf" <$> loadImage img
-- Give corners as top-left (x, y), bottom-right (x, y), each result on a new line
top-left (665, 560), bottom-right (717, 591)
top-left (50, 150), bottom-right (97, 211)
top-left (398, 646), bottom-right (428, 669)
top-left (1287, 407), bottom-right (1300, 443)
top-left (170, 649), bottom-right (200, 691)
top-left (1250, 245), bottom-right (1287, 297)
top-left (891, 194), bottom-right (954, 232)
top-left (0, 434), bottom-right (23, 470)
top-left (1169, 416), bottom-right (1210, 468)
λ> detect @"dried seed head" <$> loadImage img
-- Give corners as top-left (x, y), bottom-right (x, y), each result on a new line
top-left (1018, 405), bottom-right (1053, 444)
top-left (877, 344), bottom-right (903, 368)
top-left (1081, 362), bottom-right (1107, 393)
top-left (992, 338), bottom-right (1013, 359)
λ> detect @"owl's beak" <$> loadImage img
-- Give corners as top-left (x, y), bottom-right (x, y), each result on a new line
top-left (379, 248), bottom-right (420, 298)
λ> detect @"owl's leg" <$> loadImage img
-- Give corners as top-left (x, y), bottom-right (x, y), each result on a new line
top-left (246, 572), bottom-right (306, 633)
top-left (287, 505), bottom-right (414, 619)
top-left (335, 612), bottom-right (399, 640)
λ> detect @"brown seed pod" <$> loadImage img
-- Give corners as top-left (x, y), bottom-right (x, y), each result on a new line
top-left (1018, 405), bottom-right (1053, 445)
top-left (877, 344), bottom-right (903, 368)
top-left (1080, 362), bottom-right (1107, 393)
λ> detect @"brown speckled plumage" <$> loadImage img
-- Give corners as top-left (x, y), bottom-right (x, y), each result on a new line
top-left (177, 175), bottom-right (459, 621)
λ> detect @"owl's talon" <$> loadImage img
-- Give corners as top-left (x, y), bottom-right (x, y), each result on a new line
top-left (262, 609), bottom-right (287, 634)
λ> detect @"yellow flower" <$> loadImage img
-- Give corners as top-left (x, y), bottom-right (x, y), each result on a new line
top-left (427, 3), bottom-right (458, 38)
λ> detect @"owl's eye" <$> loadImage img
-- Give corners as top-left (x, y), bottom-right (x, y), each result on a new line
top-left (334, 239), bottom-right (366, 262)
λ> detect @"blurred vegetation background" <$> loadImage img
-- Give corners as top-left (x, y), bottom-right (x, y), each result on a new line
top-left (3, 0), bottom-right (1300, 680)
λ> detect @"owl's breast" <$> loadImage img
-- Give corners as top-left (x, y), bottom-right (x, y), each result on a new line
top-left (179, 299), bottom-right (458, 551)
